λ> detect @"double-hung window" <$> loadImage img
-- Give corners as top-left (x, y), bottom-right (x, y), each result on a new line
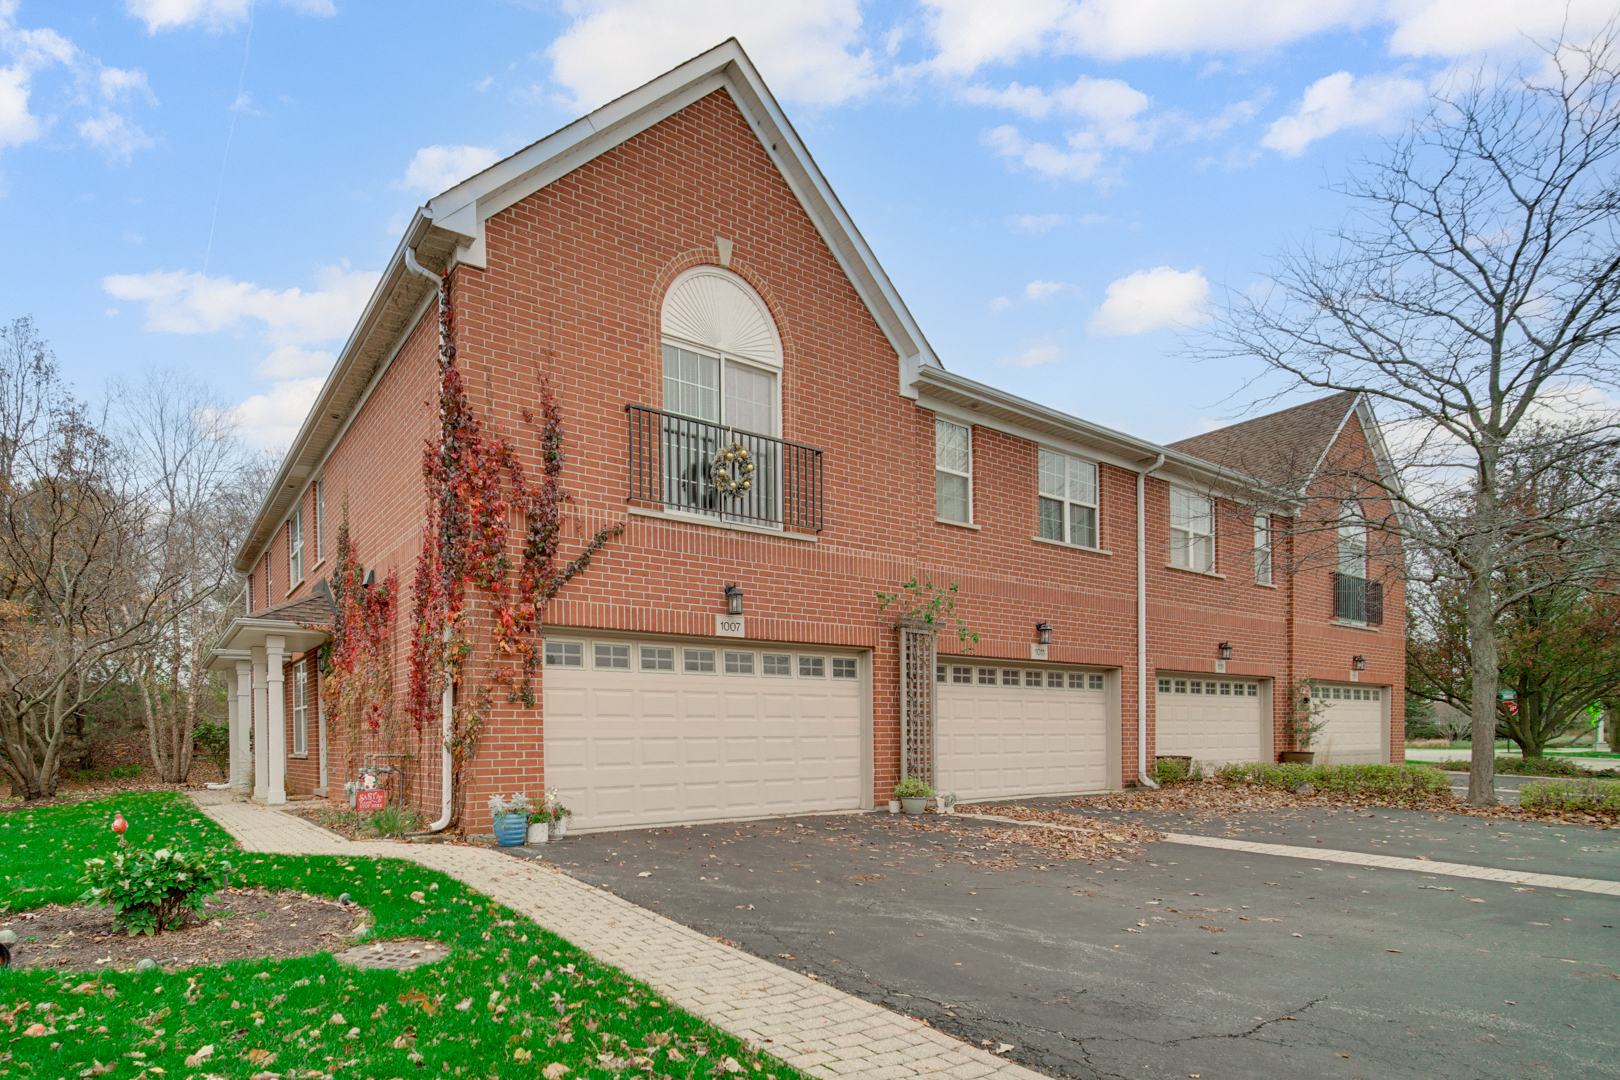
top-left (1334, 504), bottom-right (1376, 624)
top-left (1038, 449), bottom-right (1098, 548)
top-left (1253, 512), bottom-right (1273, 585)
top-left (314, 480), bottom-right (325, 563)
top-left (1169, 489), bottom-right (1214, 572)
top-left (288, 508), bottom-right (304, 584)
top-left (292, 660), bottom-right (308, 756)
top-left (935, 419), bottom-right (972, 523)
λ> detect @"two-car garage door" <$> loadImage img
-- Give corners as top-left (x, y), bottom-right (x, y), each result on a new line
top-left (542, 638), bottom-right (862, 832)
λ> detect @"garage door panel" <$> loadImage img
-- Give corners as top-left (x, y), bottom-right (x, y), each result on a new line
top-left (936, 675), bottom-right (1108, 801)
top-left (1314, 684), bottom-right (1386, 765)
top-left (544, 641), bottom-right (863, 831)
top-left (1155, 676), bottom-right (1266, 766)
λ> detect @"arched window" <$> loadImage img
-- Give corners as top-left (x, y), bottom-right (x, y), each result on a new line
top-left (657, 268), bottom-right (785, 524)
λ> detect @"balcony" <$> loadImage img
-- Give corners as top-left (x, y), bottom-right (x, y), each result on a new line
top-left (625, 404), bottom-right (824, 533)
top-left (1332, 572), bottom-right (1384, 625)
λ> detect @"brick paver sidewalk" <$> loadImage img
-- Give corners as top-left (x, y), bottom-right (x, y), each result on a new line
top-left (196, 796), bottom-right (1042, 1080)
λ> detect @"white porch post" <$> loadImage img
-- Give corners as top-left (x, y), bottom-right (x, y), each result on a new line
top-left (232, 660), bottom-right (254, 795)
top-left (265, 634), bottom-right (287, 805)
top-left (315, 681), bottom-right (329, 797)
top-left (251, 648), bottom-right (269, 803)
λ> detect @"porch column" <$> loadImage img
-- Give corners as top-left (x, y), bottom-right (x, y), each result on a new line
top-left (251, 648), bottom-right (269, 803)
top-left (315, 679), bottom-right (329, 797)
top-left (265, 634), bottom-right (287, 805)
top-left (232, 660), bottom-right (254, 795)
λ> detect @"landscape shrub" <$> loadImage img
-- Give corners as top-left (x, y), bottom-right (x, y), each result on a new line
top-left (1519, 778), bottom-right (1620, 813)
top-left (193, 721), bottom-right (231, 780)
top-left (365, 803), bottom-right (423, 837)
top-left (1151, 757), bottom-right (1203, 785)
top-left (1432, 756), bottom-right (1620, 779)
top-left (1217, 761), bottom-right (1448, 798)
top-left (79, 845), bottom-right (233, 936)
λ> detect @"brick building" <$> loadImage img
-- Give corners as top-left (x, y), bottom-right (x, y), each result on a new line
top-left (206, 41), bottom-right (1404, 832)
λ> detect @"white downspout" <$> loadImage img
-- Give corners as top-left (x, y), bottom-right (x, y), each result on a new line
top-left (405, 243), bottom-right (456, 834)
top-left (1136, 453), bottom-right (1166, 789)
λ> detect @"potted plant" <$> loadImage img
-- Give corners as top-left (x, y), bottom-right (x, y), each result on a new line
top-left (1281, 680), bottom-right (1330, 763)
top-left (937, 792), bottom-right (959, 814)
top-left (488, 793), bottom-right (533, 847)
top-left (892, 776), bottom-right (935, 814)
top-left (887, 797), bottom-right (901, 814)
top-left (526, 804), bottom-right (552, 845)
top-left (545, 788), bottom-right (573, 838)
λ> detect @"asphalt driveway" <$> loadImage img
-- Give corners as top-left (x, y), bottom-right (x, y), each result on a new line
top-left (509, 804), bottom-right (1619, 1080)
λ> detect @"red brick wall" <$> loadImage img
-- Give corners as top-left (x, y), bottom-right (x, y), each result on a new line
top-left (249, 86), bottom-right (1406, 824)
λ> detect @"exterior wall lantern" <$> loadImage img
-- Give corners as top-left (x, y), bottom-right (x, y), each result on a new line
top-left (724, 584), bottom-right (744, 616)
top-left (1352, 655), bottom-right (1367, 671)
top-left (1035, 621), bottom-right (1053, 646)
top-left (1216, 642), bottom-right (1234, 661)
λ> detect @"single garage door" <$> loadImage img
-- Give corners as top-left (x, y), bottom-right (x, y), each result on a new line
top-left (935, 663), bottom-right (1108, 802)
top-left (542, 638), bottom-right (863, 832)
top-left (1313, 683), bottom-right (1387, 765)
top-left (1155, 675), bottom-right (1266, 766)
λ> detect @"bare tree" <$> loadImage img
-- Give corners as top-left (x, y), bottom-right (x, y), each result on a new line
top-left (1209, 30), bottom-right (1620, 804)
top-left (113, 371), bottom-right (257, 784)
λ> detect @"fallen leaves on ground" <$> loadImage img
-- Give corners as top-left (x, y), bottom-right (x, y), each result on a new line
top-left (905, 806), bottom-right (1162, 866)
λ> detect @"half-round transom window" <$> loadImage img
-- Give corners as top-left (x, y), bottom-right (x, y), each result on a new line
top-left (660, 267), bottom-right (781, 436)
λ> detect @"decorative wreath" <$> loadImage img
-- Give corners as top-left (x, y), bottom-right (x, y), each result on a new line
top-left (710, 441), bottom-right (756, 497)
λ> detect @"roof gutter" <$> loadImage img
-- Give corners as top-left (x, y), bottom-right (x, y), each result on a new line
top-left (1136, 453), bottom-right (1166, 790)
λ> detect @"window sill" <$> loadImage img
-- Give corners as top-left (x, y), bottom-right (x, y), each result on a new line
top-left (1031, 535), bottom-right (1111, 556)
top-left (1330, 619), bottom-right (1381, 632)
top-left (936, 518), bottom-right (981, 531)
top-left (627, 505), bottom-right (818, 543)
top-left (1254, 581), bottom-right (1278, 589)
top-left (1164, 563), bottom-right (1225, 580)
top-left (290, 753), bottom-right (310, 760)
top-left (308, 558), bottom-right (327, 576)
top-left (284, 581), bottom-right (305, 599)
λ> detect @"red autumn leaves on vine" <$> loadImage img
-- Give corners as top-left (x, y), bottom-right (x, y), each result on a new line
top-left (323, 512), bottom-right (397, 734)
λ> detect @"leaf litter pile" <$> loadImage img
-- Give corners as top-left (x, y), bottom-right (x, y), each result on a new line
top-left (900, 806), bottom-right (1162, 869)
top-left (1, 792), bottom-right (808, 1080)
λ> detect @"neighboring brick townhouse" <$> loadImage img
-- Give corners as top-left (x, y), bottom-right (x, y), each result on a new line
top-left (206, 40), bottom-right (1404, 833)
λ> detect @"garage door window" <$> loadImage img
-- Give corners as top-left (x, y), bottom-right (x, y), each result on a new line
top-left (832, 658), bottom-right (857, 679)
top-left (799, 656), bottom-right (826, 678)
top-left (683, 648), bottom-right (716, 674)
top-left (763, 653), bottom-right (792, 676)
top-left (546, 641), bottom-right (584, 667)
top-left (977, 667), bottom-right (996, 685)
top-left (952, 665), bottom-right (973, 684)
top-left (641, 646), bottom-right (675, 672)
top-left (1002, 669), bottom-right (1020, 686)
top-left (1160, 679), bottom-right (1259, 698)
top-left (595, 643), bottom-right (630, 670)
top-left (725, 651), bottom-right (755, 675)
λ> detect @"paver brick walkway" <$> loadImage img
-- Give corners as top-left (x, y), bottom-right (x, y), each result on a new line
top-left (196, 796), bottom-right (1044, 1080)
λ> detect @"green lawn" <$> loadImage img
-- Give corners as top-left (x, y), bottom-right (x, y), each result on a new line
top-left (2, 793), bottom-right (800, 1079)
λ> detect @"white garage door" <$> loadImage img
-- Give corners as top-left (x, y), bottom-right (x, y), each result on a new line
top-left (1314, 683), bottom-right (1387, 765)
top-left (542, 638), bottom-right (863, 832)
top-left (1155, 675), bottom-right (1266, 766)
top-left (936, 663), bottom-right (1108, 802)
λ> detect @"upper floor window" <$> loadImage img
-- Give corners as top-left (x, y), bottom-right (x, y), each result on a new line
top-left (1038, 449), bottom-right (1098, 547)
top-left (935, 419), bottom-right (972, 523)
top-left (1333, 503), bottom-right (1382, 624)
top-left (1254, 512), bottom-right (1273, 586)
top-left (288, 508), bottom-right (304, 585)
top-left (660, 267), bottom-right (782, 434)
top-left (1169, 488), bottom-right (1214, 573)
top-left (313, 480), bottom-right (325, 563)
top-left (1337, 504), bottom-right (1367, 579)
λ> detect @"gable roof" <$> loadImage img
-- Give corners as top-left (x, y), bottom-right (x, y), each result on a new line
top-left (1167, 392), bottom-right (1361, 493)
top-left (233, 38), bottom-right (939, 573)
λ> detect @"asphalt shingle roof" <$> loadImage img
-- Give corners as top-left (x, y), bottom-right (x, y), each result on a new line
top-left (1167, 391), bottom-right (1359, 490)
top-left (258, 589), bottom-right (336, 628)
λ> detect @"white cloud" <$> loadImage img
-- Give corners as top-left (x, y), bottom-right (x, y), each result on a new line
top-left (1260, 71), bottom-right (1426, 156)
top-left (1388, 0), bottom-right (1617, 59)
top-left (227, 376), bottom-right (325, 448)
top-left (125, 0), bottom-right (335, 34)
top-left (1024, 279), bottom-right (1063, 300)
top-left (98, 65), bottom-right (154, 102)
top-left (79, 110), bottom-right (154, 161)
top-left (395, 144), bottom-right (500, 197)
top-left (989, 295), bottom-right (1012, 313)
top-left (973, 75), bottom-right (1156, 184)
top-left (999, 335), bottom-right (1063, 368)
top-left (1007, 213), bottom-right (1067, 234)
top-left (256, 344), bottom-right (336, 379)
top-left (546, 0), bottom-right (877, 110)
top-left (103, 263), bottom-right (379, 345)
top-left (984, 124), bottom-right (1107, 183)
top-left (1088, 266), bottom-right (1210, 336)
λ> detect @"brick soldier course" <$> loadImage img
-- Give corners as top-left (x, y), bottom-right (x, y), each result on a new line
top-left (207, 40), bottom-right (1405, 831)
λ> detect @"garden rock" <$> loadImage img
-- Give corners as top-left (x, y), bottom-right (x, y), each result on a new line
top-left (334, 938), bottom-right (448, 971)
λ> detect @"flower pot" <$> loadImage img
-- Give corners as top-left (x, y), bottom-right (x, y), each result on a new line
top-left (935, 796), bottom-right (951, 814)
top-left (551, 816), bottom-right (569, 839)
top-left (900, 797), bottom-right (929, 814)
top-left (526, 822), bottom-right (550, 844)
top-left (492, 813), bottom-right (529, 847)
top-left (1279, 751), bottom-right (1315, 764)
top-left (887, 800), bottom-right (901, 814)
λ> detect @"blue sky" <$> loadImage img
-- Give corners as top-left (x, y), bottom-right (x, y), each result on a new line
top-left (0, 0), bottom-right (1604, 449)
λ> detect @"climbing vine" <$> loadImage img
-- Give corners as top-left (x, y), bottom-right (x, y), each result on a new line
top-left (407, 270), bottom-right (622, 825)
top-left (321, 509), bottom-right (399, 760)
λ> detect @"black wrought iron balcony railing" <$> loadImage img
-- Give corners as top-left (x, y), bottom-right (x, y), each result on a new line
top-left (625, 404), bottom-right (824, 533)
top-left (1332, 571), bottom-right (1384, 625)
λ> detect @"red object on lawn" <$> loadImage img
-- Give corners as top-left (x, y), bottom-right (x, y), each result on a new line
top-left (356, 790), bottom-right (386, 811)
top-left (111, 811), bottom-right (127, 838)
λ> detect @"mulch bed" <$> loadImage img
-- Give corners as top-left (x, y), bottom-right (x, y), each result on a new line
top-left (1, 888), bottom-right (360, 972)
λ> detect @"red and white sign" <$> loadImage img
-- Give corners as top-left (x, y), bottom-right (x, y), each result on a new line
top-left (1505, 701), bottom-right (1520, 716)
top-left (356, 789), bottom-right (386, 811)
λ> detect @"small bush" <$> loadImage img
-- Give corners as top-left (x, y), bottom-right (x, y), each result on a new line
top-left (193, 721), bottom-right (231, 780)
top-left (1519, 778), bottom-right (1620, 813)
top-left (79, 845), bottom-right (232, 936)
top-left (1152, 757), bottom-right (1203, 785)
top-left (365, 804), bottom-right (423, 837)
top-left (1432, 756), bottom-right (1619, 779)
top-left (1218, 761), bottom-right (1447, 799)
top-left (892, 776), bottom-right (934, 799)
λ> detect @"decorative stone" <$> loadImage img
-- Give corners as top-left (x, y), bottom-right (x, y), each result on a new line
top-left (338, 893), bottom-right (352, 905)
top-left (333, 938), bottom-right (448, 971)
top-left (0, 930), bottom-right (16, 945)
top-left (135, 958), bottom-right (157, 971)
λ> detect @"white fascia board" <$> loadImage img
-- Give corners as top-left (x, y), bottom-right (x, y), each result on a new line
top-left (924, 397), bottom-right (1147, 476)
top-left (423, 38), bottom-right (940, 395)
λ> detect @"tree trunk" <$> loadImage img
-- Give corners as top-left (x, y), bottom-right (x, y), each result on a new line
top-left (1466, 564), bottom-right (1500, 806)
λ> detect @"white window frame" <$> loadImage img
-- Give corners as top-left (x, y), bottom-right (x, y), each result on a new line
top-left (1338, 503), bottom-right (1368, 579)
top-left (1253, 511), bottom-right (1273, 586)
top-left (1169, 488), bottom-right (1215, 573)
top-left (292, 660), bottom-right (308, 757)
top-left (288, 508), bottom-right (304, 586)
top-left (935, 418), bottom-right (973, 524)
top-left (314, 479), bottom-right (325, 564)
top-left (1037, 448), bottom-right (1099, 548)
top-left (544, 640), bottom-right (584, 667)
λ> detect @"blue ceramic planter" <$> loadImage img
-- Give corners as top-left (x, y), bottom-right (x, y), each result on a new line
top-left (492, 812), bottom-right (529, 847)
